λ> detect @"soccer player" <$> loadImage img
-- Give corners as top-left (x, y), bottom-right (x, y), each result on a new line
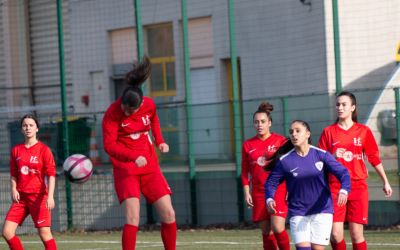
top-left (2, 114), bottom-right (57, 250)
top-left (265, 120), bottom-right (351, 250)
top-left (102, 56), bottom-right (176, 250)
top-left (318, 91), bottom-right (393, 250)
top-left (242, 102), bottom-right (290, 250)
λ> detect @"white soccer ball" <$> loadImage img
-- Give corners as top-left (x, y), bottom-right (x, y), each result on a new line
top-left (63, 154), bottom-right (93, 184)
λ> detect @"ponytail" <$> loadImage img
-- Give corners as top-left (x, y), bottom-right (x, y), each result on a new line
top-left (121, 56), bottom-right (151, 108)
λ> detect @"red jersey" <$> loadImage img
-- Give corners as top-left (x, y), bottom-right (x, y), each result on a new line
top-left (102, 96), bottom-right (164, 174)
top-left (318, 123), bottom-right (381, 184)
top-left (241, 133), bottom-right (287, 192)
top-left (10, 141), bottom-right (56, 194)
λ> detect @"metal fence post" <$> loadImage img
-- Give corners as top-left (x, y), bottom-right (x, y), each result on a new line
top-left (56, 0), bottom-right (72, 230)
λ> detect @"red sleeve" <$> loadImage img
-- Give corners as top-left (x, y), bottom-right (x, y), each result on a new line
top-left (43, 145), bottom-right (56, 177)
top-left (150, 102), bottom-right (165, 146)
top-left (318, 128), bottom-right (330, 151)
top-left (364, 127), bottom-right (381, 167)
top-left (102, 106), bottom-right (149, 162)
top-left (241, 143), bottom-right (250, 186)
top-left (9, 148), bottom-right (18, 178)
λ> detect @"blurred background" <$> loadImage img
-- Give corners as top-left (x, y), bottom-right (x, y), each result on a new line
top-left (0, 0), bottom-right (399, 233)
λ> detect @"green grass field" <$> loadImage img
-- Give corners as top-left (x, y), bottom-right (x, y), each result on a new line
top-left (3, 228), bottom-right (399, 249)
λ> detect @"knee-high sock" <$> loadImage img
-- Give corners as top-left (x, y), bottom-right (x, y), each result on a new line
top-left (274, 230), bottom-right (290, 250)
top-left (353, 241), bottom-right (367, 250)
top-left (43, 238), bottom-right (57, 250)
top-left (331, 239), bottom-right (347, 250)
top-left (262, 233), bottom-right (277, 250)
top-left (122, 224), bottom-right (138, 250)
top-left (161, 221), bottom-right (177, 250)
top-left (6, 236), bottom-right (24, 250)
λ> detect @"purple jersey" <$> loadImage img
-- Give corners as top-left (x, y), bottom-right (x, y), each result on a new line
top-left (265, 146), bottom-right (350, 217)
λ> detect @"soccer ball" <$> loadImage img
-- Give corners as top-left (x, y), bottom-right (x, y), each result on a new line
top-left (63, 154), bottom-right (93, 183)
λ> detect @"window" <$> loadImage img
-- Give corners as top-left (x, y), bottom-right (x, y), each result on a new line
top-left (145, 23), bottom-right (176, 97)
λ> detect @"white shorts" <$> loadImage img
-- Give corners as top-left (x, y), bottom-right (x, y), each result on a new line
top-left (289, 213), bottom-right (333, 246)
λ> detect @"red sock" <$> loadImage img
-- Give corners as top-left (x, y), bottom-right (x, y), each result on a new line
top-left (274, 230), bottom-right (290, 250)
top-left (6, 236), bottom-right (24, 250)
top-left (353, 241), bottom-right (367, 250)
top-left (331, 239), bottom-right (347, 250)
top-left (122, 224), bottom-right (138, 250)
top-left (43, 238), bottom-right (57, 250)
top-left (262, 233), bottom-right (277, 250)
top-left (161, 221), bottom-right (177, 250)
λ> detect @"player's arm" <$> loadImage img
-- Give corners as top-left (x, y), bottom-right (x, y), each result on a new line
top-left (9, 149), bottom-right (20, 203)
top-left (46, 176), bottom-right (56, 210)
top-left (241, 143), bottom-right (252, 207)
top-left (317, 128), bottom-right (329, 151)
top-left (102, 110), bottom-right (149, 162)
top-left (150, 107), bottom-right (168, 153)
top-left (265, 161), bottom-right (285, 214)
top-left (323, 152), bottom-right (350, 206)
top-left (363, 128), bottom-right (392, 197)
top-left (43, 146), bottom-right (56, 210)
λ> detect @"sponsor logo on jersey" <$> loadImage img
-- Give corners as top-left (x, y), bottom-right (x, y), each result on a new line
top-left (267, 145), bottom-right (277, 152)
top-left (249, 148), bottom-right (256, 154)
top-left (21, 166), bottom-right (29, 175)
top-left (121, 123), bottom-right (130, 127)
top-left (30, 156), bottom-right (39, 164)
top-left (315, 161), bottom-right (323, 171)
top-left (342, 151), bottom-right (354, 162)
top-left (332, 141), bottom-right (340, 146)
top-left (141, 115), bottom-right (151, 126)
top-left (353, 137), bottom-right (362, 146)
top-left (257, 156), bottom-right (266, 166)
top-left (129, 133), bottom-right (141, 140)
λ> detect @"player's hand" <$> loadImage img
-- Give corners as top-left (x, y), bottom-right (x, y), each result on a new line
top-left (158, 143), bottom-right (169, 153)
top-left (383, 182), bottom-right (392, 197)
top-left (11, 189), bottom-right (20, 203)
top-left (337, 192), bottom-right (348, 206)
top-left (266, 199), bottom-right (277, 214)
top-left (46, 196), bottom-right (55, 210)
top-left (334, 148), bottom-right (346, 158)
top-left (135, 156), bottom-right (147, 167)
top-left (244, 192), bottom-right (253, 208)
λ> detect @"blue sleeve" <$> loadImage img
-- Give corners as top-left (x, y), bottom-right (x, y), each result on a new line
top-left (323, 152), bottom-right (351, 193)
top-left (265, 160), bottom-right (285, 200)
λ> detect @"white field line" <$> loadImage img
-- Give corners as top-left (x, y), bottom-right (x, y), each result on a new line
top-left (1, 240), bottom-right (400, 247)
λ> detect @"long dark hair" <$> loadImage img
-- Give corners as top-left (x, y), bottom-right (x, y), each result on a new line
top-left (20, 113), bottom-right (40, 129)
top-left (253, 102), bottom-right (273, 122)
top-left (121, 56), bottom-right (151, 108)
top-left (264, 119), bottom-right (311, 171)
top-left (336, 91), bottom-right (358, 123)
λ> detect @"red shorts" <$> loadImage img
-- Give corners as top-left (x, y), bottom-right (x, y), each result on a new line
top-left (5, 192), bottom-right (52, 228)
top-left (252, 183), bottom-right (288, 223)
top-left (113, 168), bottom-right (172, 204)
top-left (331, 180), bottom-right (369, 224)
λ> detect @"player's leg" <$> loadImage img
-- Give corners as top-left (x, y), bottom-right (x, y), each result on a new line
top-left (271, 183), bottom-right (290, 250)
top-left (3, 200), bottom-right (29, 250)
top-left (258, 220), bottom-right (277, 250)
top-left (143, 171), bottom-right (175, 250)
top-left (114, 169), bottom-right (141, 250)
top-left (271, 216), bottom-right (290, 250)
top-left (349, 223), bottom-right (366, 250)
top-left (330, 187), bottom-right (346, 250)
top-left (310, 213), bottom-right (332, 250)
top-left (290, 215), bottom-right (312, 250)
top-left (347, 183), bottom-right (368, 250)
top-left (30, 193), bottom-right (57, 250)
top-left (38, 227), bottom-right (56, 250)
top-left (153, 195), bottom-right (176, 250)
top-left (2, 221), bottom-right (23, 250)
